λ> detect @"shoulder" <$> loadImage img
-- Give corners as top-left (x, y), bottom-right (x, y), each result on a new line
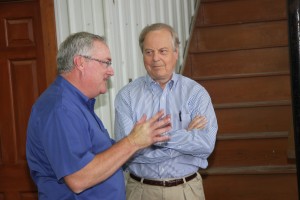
top-left (116, 76), bottom-right (146, 101)
top-left (177, 74), bottom-right (212, 99)
top-left (116, 76), bottom-right (145, 97)
top-left (178, 74), bottom-right (204, 90)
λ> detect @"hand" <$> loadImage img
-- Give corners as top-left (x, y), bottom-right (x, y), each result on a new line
top-left (127, 110), bottom-right (171, 149)
top-left (187, 115), bottom-right (207, 131)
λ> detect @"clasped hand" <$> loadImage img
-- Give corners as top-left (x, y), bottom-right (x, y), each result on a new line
top-left (187, 115), bottom-right (207, 131)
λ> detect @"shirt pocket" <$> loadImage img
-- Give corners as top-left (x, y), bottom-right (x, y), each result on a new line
top-left (173, 111), bottom-right (191, 130)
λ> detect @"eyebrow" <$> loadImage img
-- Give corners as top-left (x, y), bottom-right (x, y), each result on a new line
top-left (144, 47), bottom-right (169, 51)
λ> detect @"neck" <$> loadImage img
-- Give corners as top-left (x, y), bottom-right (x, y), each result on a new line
top-left (61, 72), bottom-right (91, 98)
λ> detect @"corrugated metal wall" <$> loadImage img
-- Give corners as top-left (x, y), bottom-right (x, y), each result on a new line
top-left (54, 0), bottom-right (199, 136)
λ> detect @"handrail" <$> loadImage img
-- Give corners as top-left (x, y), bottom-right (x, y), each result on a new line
top-left (287, 0), bottom-right (300, 196)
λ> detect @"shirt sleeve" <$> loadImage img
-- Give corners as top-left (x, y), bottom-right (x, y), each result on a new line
top-left (155, 87), bottom-right (218, 159)
top-left (41, 105), bottom-right (94, 180)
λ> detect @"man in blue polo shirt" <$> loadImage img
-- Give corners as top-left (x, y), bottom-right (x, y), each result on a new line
top-left (26, 32), bottom-right (171, 200)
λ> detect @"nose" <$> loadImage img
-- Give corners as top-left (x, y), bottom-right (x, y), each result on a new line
top-left (107, 66), bottom-right (114, 76)
top-left (153, 51), bottom-right (160, 61)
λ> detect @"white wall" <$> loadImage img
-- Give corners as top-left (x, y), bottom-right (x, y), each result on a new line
top-left (54, 0), bottom-right (199, 137)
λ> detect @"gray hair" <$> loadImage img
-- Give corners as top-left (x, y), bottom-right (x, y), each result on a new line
top-left (56, 32), bottom-right (106, 74)
top-left (139, 23), bottom-right (180, 52)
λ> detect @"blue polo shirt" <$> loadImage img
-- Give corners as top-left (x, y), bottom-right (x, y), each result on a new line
top-left (26, 76), bottom-right (125, 200)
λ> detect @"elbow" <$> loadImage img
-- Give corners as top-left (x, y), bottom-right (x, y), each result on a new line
top-left (64, 176), bottom-right (88, 194)
top-left (69, 183), bottom-right (85, 194)
top-left (194, 139), bottom-right (216, 156)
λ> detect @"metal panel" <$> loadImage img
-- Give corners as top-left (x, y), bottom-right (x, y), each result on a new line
top-left (54, 0), bottom-right (199, 136)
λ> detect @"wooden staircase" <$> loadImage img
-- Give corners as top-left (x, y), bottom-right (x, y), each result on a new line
top-left (182, 0), bottom-right (298, 199)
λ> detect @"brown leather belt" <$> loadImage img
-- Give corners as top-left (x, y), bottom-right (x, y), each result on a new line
top-left (129, 173), bottom-right (197, 187)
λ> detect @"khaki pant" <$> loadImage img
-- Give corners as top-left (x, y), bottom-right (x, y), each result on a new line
top-left (126, 173), bottom-right (205, 200)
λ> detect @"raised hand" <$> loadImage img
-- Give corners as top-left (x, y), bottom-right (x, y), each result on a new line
top-left (127, 110), bottom-right (172, 149)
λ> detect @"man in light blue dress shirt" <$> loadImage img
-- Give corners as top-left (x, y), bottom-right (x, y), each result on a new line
top-left (114, 23), bottom-right (218, 200)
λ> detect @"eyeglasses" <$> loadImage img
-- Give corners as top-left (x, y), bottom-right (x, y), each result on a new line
top-left (80, 55), bottom-right (112, 68)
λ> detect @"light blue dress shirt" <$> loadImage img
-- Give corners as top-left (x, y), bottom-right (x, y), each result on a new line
top-left (114, 73), bottom-right (218, 179)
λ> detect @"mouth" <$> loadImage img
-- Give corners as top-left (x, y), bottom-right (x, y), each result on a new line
top-left (104, 76), bottom-right (110, 81)
top-left (152, 65), bottom-right (164, 68)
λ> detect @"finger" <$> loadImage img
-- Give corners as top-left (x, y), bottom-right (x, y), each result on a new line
top-left (136, 114), bottom-right (147, 124)
top-left (153, 115), bottom-right (171, 129)
top-left (189, 119), bottom-right (198, 127)
top-left (147, 110), bottom-right (165, 124)
top-left (160, 114), bottom-right (171, 121)
top-left (153, 134), bottom-right (170, 143)
top-left (198, 116), bottom-right (207, 122)
top-left (199, 118), bottom-right (208, 127)
top-left (194, 119), bottom-right (208, 129)
top-left (188, 118), bottom-right (199, 129)
top-left (157, 124), bottom-right (172, 135)
top-left (196, 123), bottom-right (206, 129)
top-left (187, 117), bottom-right (207, 130)
top-left (193, 116), bottom-right (207, 126)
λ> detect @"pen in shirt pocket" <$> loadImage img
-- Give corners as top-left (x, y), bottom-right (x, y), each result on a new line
top-left (179, 111), bottom-right (182, 121)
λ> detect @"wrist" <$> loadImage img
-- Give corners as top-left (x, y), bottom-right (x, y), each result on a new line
top-left (126, 136), bottom-right (139, 150)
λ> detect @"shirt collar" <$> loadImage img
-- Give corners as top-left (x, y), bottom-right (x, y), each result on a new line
top-left (56, 75), bottom-right (95, 110)
top-left (145, 72), bottom-right (178, 90)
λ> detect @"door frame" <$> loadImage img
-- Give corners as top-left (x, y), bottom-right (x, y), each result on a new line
top-left (38, 0), bottom-right (57, 85)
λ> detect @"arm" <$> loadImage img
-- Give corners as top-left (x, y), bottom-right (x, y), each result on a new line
top-left (44, 107), bottom-right (171, 194)
top-left (65, 110), bottom-right (171, 193)
top-left (155, 87), bottom-right (218, 158)
top-left (114, 80), bottom-right (217, 162)
top-left (64, 135), bottom-right (137, 193)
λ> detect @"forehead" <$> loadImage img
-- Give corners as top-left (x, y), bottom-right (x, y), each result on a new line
top-left (143, 29), bottom-right (173, 49)
top-left (91, 41), bottom-right (111, 58)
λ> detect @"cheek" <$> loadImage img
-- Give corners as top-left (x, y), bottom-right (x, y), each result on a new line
top-left (143, 57), bottom-right (151, 66)
top-left (166, 58), bottom-right (177, 69)
top-left (143, 61), bottom-right (152, 72)
top-left (88, 70), bottom-right (104, 87)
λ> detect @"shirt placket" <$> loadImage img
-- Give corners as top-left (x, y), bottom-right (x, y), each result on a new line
top-left (87, 99), bottom-right (111, 141)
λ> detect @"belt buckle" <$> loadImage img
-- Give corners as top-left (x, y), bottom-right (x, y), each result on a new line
top-left (164, 179), bottom-right (177, 187)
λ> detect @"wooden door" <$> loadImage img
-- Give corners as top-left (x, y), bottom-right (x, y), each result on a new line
top-left (0, 0), bottom-right (57, 199)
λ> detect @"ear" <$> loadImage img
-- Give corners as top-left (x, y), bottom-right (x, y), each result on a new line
top-left (174, 48), bottom-right (179, 60)
top-left (73, 55), bottom-right (85, 71)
